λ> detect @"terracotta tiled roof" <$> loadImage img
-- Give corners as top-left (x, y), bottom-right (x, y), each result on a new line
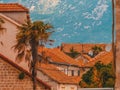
top-left (82, 54), bottom-right (92, 61)
top-left (83, 51), bottom-right (113, 67)
top-left (0, 53), bottom-right (51, 90)
top-left (69, 76), bottom-right (81, 83)
top-left (38, 47), bottom-right (81, 67)
top-left (62, 43), bottom-right (106, 53)
top-left (0, 3), bottom-right (29, 12)
top-left (37, 63), bottom-right (80, 84)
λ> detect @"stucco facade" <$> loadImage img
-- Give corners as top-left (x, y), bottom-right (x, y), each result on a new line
top-left (0, 13), bottom-right (29, 70)
top-left (55, 65), bottom-right (81, 76)
top-left (37, 71), bottom-right (58, 90)
top-left (1, 12), bottom-right (28, 24)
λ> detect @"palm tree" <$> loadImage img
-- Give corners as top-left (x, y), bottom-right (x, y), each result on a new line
top-left (13, 20), bottom-right (54, 90)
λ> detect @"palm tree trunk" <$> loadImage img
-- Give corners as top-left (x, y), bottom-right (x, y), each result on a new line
top-left (30, 38), bottom-right (38, 90)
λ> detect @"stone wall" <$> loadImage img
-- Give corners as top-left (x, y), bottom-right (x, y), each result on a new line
top-left (0, 58), bottom-right (47, 90)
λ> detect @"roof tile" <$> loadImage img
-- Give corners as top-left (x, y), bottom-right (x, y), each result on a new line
top-left (38, 47), bottom-right (81, 67)
top-left (37, 63), bottom-right (80, 84)
top-left (0, 3), bottom-right (29, 12)
top-left (83, 51), bottom-right (113, 67)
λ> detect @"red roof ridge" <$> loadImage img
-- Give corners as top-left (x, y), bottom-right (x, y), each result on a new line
top-left (0, 3), bottom-right (29, 12)
top-left (0, 53), bottom-right (51, 90)
top-left (15, 3), bottom-right (29, 12)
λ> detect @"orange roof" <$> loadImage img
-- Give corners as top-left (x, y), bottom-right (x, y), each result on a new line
top-left (82, 54), bottom-right (92, 61)
top-left (83, 51), bottom-right (113, 67)
top-left (38, 47), bottom-right (81, 67)
top-left (0, 3), bottom-right (29, 12)
top-left (62, 43), bottom-right (106, 53)
top-left (37, 63), bottom-right (80, 84)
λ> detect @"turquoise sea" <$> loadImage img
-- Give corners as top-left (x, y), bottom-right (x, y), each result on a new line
top-left (0, 0), bottom-right (113, 47)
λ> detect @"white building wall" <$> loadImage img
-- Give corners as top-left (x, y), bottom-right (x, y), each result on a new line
top-left (55, 65), bottom-right (81, 76)
top-left (1, 12), bottom-right (27, 24)
top-left (59, 84), bottom-right (77, 90)
top-left (0, 15), bottom-right (29, 70)
top-left (37, 70), bottom-right (59, 90)
top-left (67, 67), bottom-right (80, 76)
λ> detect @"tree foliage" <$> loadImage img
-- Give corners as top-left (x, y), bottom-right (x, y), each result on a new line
top-left (92, 45), bottom-right (102, 57)
top-left (65, 47), bottom-right (79, 58)
top-left (82, 68), bottom-right (93, 85)
top-left (80, 61), bottom-right (115, 88)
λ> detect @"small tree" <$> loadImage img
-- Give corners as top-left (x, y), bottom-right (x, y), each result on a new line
top-left (92, 45), bottom-right (102, 56)
top-left (82, 68), bottom-right (94, 85)
top-left (80, 61), bottom-right (115, 88)
top-left (70, 47), bottom-right (79, 58)
top-left (66, 47), bottom-right (79, 58)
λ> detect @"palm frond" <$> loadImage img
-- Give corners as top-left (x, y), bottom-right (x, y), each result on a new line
top-left (15, 51), bottom-right (25, 63)
top-left (44, 23), bottom-right (53, 30)
top-left (25, 50), bottom-right (31, 62)
top-left (48, 39), bottom-right (55, 42)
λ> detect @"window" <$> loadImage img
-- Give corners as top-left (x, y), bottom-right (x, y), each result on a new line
top-left (61, 87), bottom-right (65, 90)
top-left (71, 70), bottom-right (74, 76)
top-left (64, 68), bottom-right (68, 75)
top-left (71, 87), bottom-right (75, 90)
top-left (78, 70), bottom-right (80, 76)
